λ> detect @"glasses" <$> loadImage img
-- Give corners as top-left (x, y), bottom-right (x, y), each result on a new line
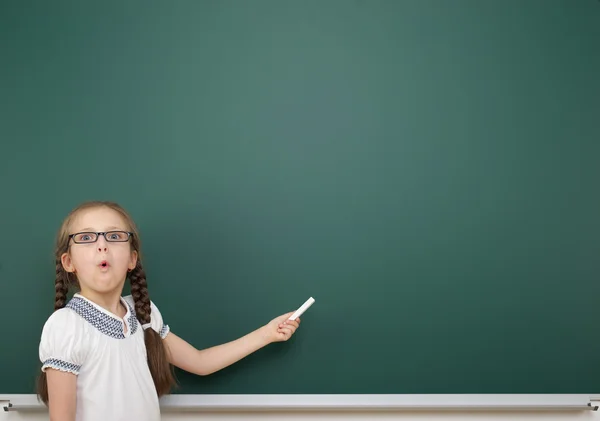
top-left (69, 231), bottom-right (133, 244)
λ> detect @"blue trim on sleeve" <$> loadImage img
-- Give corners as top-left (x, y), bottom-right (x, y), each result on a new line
top-left (42, 358), bottom-right (81, 375)
top-left (159, 324), bottom-right (170, 339)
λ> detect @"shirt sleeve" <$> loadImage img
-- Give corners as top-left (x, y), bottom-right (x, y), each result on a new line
top-left (39, 309), bottom-right (87, 375)
top-left (150, 300), bottom-right (170, 339)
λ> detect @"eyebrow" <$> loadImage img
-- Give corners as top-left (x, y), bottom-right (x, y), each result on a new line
top-left (78, 226), bottom-right (123, 231)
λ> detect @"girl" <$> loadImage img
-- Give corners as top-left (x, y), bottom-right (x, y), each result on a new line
top-left (37, 201), bottom-right (301, 421)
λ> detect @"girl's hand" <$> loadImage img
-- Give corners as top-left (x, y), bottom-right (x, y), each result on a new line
top-left (263, 312), bottom-right (301, 343)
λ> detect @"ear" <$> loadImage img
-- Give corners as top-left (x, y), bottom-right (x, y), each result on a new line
top-left (61, 252), bottom-right (75, 273)
top-left (128, 250), bottom-right (138, 271)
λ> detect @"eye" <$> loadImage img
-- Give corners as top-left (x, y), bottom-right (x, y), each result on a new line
top-left (75, 234), bottom-right (93, 242)
top-left (108, 232), bottom-right (125, 240)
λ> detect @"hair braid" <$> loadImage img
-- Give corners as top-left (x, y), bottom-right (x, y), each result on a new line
top-left (130, 261), bottom-right (151, 324)
top-left (129, 261), bottom-right (176, 396)
top-left (54, 258), bottom-right (70, 311)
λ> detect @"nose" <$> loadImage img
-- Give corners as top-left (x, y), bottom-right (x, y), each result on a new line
top-left (96, 235), bottom-right (108, 252)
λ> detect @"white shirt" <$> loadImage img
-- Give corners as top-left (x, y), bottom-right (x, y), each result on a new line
top-left (39, 293), bottom-right (171, 421)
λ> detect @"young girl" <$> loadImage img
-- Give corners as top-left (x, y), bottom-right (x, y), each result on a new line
top-left (37, 200), bottom-right (302, 421)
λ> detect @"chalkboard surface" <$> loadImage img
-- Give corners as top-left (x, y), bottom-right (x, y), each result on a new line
top-left (1, 0), bottom-right (599, 395)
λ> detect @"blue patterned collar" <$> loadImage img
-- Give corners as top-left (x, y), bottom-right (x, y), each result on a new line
top-left (66, 293), bottom-right (139, 339)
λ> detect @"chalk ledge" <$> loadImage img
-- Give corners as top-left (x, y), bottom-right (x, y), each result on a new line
top-left (1, 394), bottom-right (598, 412)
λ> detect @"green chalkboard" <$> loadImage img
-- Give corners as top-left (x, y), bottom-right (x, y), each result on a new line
top-left (1, 0), bottom-right (599, 395)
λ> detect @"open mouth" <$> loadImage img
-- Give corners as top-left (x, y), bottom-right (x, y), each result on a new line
top-left (99, 261), bottom-right (109, 268)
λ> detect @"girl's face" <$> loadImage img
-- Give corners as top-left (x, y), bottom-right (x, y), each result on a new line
top-left (61, 206), bottom-right (138, 296)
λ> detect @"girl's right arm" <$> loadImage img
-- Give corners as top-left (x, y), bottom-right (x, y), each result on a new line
top-left (39, 310), bottom-right (86, 421)
top-left (46, 369), bottom-right (77, 421)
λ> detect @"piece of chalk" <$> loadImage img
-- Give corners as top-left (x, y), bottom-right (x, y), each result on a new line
top-left (288, 297), bottom-right (315, 320)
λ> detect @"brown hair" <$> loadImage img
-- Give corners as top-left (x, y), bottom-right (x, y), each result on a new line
top-left (37, 201), bottom-right (176, 405)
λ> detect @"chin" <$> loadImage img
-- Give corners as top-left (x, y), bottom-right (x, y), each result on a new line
top-left (90, 278), bottom-right (126, 294)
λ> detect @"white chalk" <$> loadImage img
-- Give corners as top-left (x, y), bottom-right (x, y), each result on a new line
top-left (288, 297), bottom-right (315, 321)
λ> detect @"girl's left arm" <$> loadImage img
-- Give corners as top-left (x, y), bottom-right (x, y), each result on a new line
top-left (163, 312), bottom-right (301, 376)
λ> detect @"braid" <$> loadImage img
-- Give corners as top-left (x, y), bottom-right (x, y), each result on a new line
top-left (129, 260), bottom-right (176, 396)
top-left (54, 258), bottom-right (69, 311)
top-left (130, 261), bottom-right (151, 323)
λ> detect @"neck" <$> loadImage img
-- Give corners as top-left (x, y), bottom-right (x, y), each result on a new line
top-left (79, 287), bottom-right (126, 317)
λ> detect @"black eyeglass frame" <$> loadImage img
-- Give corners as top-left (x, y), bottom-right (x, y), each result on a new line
top-left (68, 231), bottom-right (134, 244)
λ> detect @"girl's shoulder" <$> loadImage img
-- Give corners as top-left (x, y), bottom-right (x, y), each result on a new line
top-left (42, 305), bottom-right (87, 332)
top-left (39, 306), bottom-right (90, 375)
